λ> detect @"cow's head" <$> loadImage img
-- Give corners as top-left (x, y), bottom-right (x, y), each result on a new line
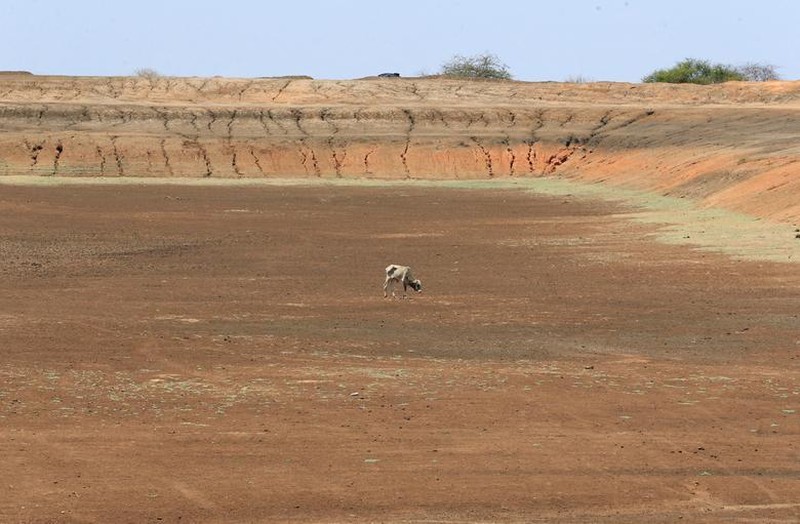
top-left (410, 280), bottom-right (423, 293)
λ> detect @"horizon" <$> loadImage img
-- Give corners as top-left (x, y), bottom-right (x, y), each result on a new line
top-left (1, 0), bottom-right (798, 82)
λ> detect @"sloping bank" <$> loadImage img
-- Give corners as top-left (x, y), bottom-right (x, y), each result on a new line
top-left (1, 74), bottom-right (800, 226)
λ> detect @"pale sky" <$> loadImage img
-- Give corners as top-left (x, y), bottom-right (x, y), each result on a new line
top-left (2, 0), bottom-right (798, 82)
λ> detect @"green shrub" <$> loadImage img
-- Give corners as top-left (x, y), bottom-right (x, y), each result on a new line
top-left (643, 58), bottom-right (744, 84)
top-left (440, 53), bottom-right (512, 80)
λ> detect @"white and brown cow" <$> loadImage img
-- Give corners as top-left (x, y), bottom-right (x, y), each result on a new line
top-left (383, 264), bottom-right (422, 299)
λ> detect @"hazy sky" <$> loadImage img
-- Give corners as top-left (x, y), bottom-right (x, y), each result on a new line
top-left (2, 0), bottom-right (797, 81)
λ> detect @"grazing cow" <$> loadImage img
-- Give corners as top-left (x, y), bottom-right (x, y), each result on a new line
top-left (383, 264), bottom-right (422, 299)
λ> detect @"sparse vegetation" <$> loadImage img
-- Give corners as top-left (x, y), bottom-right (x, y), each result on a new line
top-left (643, 58), bottom-right (744, 84)
top-left (134, 68), bottom-right (162, 79)
top-left (564, 75), bottom-right (593, 84)
top-left (643, 58), bottom-right (781, 84)
top-left (736, 62), bottom-right (780, 82)
top-left (440, 53), bottom-right (512, 80)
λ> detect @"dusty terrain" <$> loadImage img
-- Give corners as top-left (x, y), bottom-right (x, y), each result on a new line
top-left (2, 75), bottom-right (800, 222)
top-left (1, 76), bottom-right (800, 522)
top-left (0, 181), bottom-right (798, 522)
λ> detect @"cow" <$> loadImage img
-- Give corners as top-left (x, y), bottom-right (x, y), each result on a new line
top-left (383, 264), bottom-right (422, 299)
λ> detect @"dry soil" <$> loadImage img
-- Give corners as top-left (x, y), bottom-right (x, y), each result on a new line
top-left (1, 181), bottom-right (799, 522)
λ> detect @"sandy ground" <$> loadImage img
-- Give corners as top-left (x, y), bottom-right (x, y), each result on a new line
top-left (1, 181), bottom-right (799, 522)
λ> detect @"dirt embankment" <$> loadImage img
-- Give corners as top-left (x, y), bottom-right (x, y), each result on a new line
top-left (2, 75), bottom-right (800, 222)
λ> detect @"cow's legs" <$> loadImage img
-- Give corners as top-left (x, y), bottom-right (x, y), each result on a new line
top-left (384, 278), bottom-right (399, 298)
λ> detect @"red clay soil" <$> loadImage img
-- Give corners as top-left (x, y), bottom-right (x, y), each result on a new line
top-left (1, 184), bottom-right (799, 522)
top-left (2, 75), bottom-right (800, 222)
